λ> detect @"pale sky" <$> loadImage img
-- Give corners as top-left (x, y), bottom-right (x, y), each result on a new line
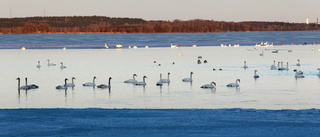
top-left (1, 0), bottom-right (320, 23)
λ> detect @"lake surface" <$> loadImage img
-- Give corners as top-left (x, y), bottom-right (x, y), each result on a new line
top-left (1, 42), bottom-right (320, 109)
top-left (0, 31), bottom-right (320, 49)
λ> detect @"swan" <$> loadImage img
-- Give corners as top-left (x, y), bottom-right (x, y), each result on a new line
top-left (204, 60), bottom-right (208, 63)
top-left (36, 61), bottom-right (41, 68)
top-left (56, 78), bottom-right (68, 89)
top-left (135, 76), bottom-right (147, 86)
top-left (66, 77), bottom-right (76, 87)
top-left (47, 59), bottom-right (56, 66)
top-left (197, 60), bottom-right (201, 64)
top-left (83, 76), bottom-right (97, 86)
top-left (124, 74), bottom-right (138, 83)
top-left (160, 72), bottom-right (170, 83)
top-left (296, 59), bottom-right (300, 66)
top-left (16, 77), bottom-right (29, 90)
top-left (254, 70), bottom-right (259, 78)
top-left (317, 68), bottom-right (320, 77)
top-left (25, 77), bottom-right (39, 89)
top-left (227, 79), bottom-right (240, 87)
top-left (270, 61), bottom-right (278, 70)
top-left (182, 72), bottom-right (193, 82)
top-left (259, 51), bottom-right (264, 56)
top-left (60, 62), bottom-right (66, 69)
top-left (294, 69), bottom-right (305, 78)
top-left (243, 61), bottom-right (248, 69)
top-left (200, 82), bottom-right (216, 89)
top-left (156, 74), bottom-right (163, 86)
top-left (219, 68), bottom-right (222, 71)
top-left (278, 62), bottom-right (284, 70)
top-left (97, 77), bottom-right (112, 89)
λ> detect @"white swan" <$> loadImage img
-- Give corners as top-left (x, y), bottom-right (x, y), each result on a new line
top-left (243, 61), bottom-right (248, 69)
top-left (16, 77), bottom-right (29, 90)
top-left (156, 74), bottom-right (163, 86)
top-left (124, 74), bottom-right (138, 83)
top-left (97, 77), bottom-right (112, 89)
top-left (259, 51), bottom-right (264, 56)
top-left (294, 69), bottom-right (305, 78)
top-left (160, 72), bottom-right (170, 83)
top-left (83, 76), bottom-right (97, 86)
top-left (201, 82), bottom-right (216, 89)
top-left (47, 59), bottom-right (56, 66)
top-left (227, 79), bottom-right (240, 87)
top-left (25, 77), bottom-right (39, 89)
top-left (254, 70), bottom-right (259, 78)
top-left (60, 62), bottom-right (66, 69)
top-left (296, 59), bottom-right (300, 66)
top-left (317, 68), bottom-right (320, 77)
top-left (135, 76), bottom-right (147, 86)
top-left (36, 61), bottom-right (41, 69)
top-left (66, 77), bottom-right (76, 87)
top-left (270, 61), bottom-right (278, 70)
top-left (56, 78), bottom-right (68, 89)
top-left (182, 72), bottom-right (193, 82)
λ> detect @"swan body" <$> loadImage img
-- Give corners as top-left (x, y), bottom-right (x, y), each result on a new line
top-left (36, 61), bottom-right (41, 68)
top-left (243, 61), bottom-right (248, 69)
top-left (124, 74), bottom-right (138, 83)
top-left (60, 62), bottom-right (66, 69)
top-left (25, 77), bottom-right (39, 89)
top-left (227, 79), bottom-right (240, 87)
top-left (156, 74), bottom-right (163, 86)
top-left (160, 72), bottom-right (170, 83)
top-left (270, 61), bottom-right (278, 70)
top-left (83, 76), bottom-right (97, 86)
top-left (97, 77), bottom-right (112, 89)
top-left (47, 59), bottom-right (56, 66)
top-left (56, 78), bottom-right (68, 89)
top-left (201, 82), bottom-right (216, 89)
top-left (296, 59), bottom-right (300, 66)
top-left (182, 72), bottom-right (193, 82)
top-left (135, 76), bottom-right (147, 86)
top-left (254, 70), bottom-right (259, 78)
top-left (66, 77), bottom-right (76, 87)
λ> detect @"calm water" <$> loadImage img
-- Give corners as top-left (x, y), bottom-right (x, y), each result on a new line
top-left (0, 31), bottom-right (320, 49)
top-left (1, 44), bottom-right (320, 109)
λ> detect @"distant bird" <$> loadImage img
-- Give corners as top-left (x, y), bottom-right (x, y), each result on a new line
top-left (56, 78), bottom-right (68, 89)
top-left (60, 62), bottom-right (66, 69)
top-left (124, 74), bottom-right (138, 83)
top-left (219, 68), bottom-right (222, 71)
top-left (97, 77), bottom-right (112, 89)
top-left (259, 51), bottom-right (264, 56)
top-left (153, 61), bottom-right (156, 63)
top-left (156, 74), bottom-right (163, 86)
top-left (47, 59), bottom-right (56, 66)
top-left (254, 70), bottom-right (259, 78)
top-left (213, 68), bottom-right (216, 71)
top-left (182, 72), bottom-right (193, 82)
top-left (158, 64), bottom-right (161, 66)
top-left (198, 56), bottom-right (202, 59)
top-left (270, 60), bottom-right (278, 70)
top-left (294, 69), bottom-right (305, 78)
top-left (296, 59), bottom-right (301, 66)
top-left (227, 79), bottom-right (240, 87)
top-left (243, 61), bottom-right (248, 69)
top-left (36, 61), bottom-right (41, 69)
top-left (204, 60), bottom-right (208, 63)
top-left (135, 76), bottom-right (147, 86)
top-left (197, 60), bottom-right (201, 64)
top-left (172, 62), bottom-right (175, 65)
top-left (83, 76), bottom-right (97, 86)
top-left (160, 72), bottom-right (170, 83)
top-left (200, 82), bottom-right (216, 89)
top-left (66, 77), bottom-right (76, 87)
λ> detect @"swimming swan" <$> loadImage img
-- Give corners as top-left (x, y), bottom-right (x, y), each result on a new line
top-left (56, 78), bottom-right (68, 89)
top-left (182, 72), bottom-right (193, 82)
top-left (135, 76), bottom-right (147, 86)
top-left (36, 61), bottom-right (41, 69)
top-left (60, 62), bottom-right (66, 69)
top-left (270, 60), bottom-right (278, 70)
top-left (200, 82), bottom-right (216, 89)
top-left (97, 77), bottom-right (112, 89)
top-left (47, 59), bottom-right (56, 66)
top-left (66, 77), bottom-right (76, 87)
top-left (160, 72), bottom-right (170, 83)
top-left (227, 79), bottom-right (240, 87)
top-left (296, 59), bottom-right (300, 66)
top-left (294, 69), bottom-right (305, 78)
top-left (254, 70), bottom-right (259, 78)
top-left (83, 76), bottom-right (97, 86)
top-left (243, 61), bottom-right (248, 69)
top-left (124, 74), bottom-right (138, 83)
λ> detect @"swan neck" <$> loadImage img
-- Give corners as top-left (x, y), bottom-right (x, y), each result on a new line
top-left (65, 79), bottom-right (67, 86)
top-left (25, 78), bottom-right (28, 86)
top-left (190, 73), bottom-right (193, 79)
top-left (143, 77), bottom-right (146, 83)
top-left (93, 78), bottom-right (95, 84)
top-left (108, 78), bottom-right (111, 87)
top-left (167, 73), bottom-right (170, 79)
top-left (72, 79), bottom-right (74, 84)
top-left (17, 79), bottom-right (20, 88)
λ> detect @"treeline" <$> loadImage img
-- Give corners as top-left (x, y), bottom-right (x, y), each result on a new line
top-left (0, 16), bottom-right (319, 34)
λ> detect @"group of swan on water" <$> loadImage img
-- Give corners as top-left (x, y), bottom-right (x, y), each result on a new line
top-left (36, 60), bottom-right (66, 69)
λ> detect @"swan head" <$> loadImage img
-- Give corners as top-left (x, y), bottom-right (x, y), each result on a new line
top-left (38, 61), bottom-right (40, 63)
top-left (211, 82), bottom-right (216, 86)
top-left (60, 62), bottom-right (63, 64)
top-left (16, 77), bottom-right (20, 80)
top-left (93, 76), bottom-right (97, 79)
top-left (297, 59), bottom-right (300, 61)
top-left (109, 77), bottom-right (112, 80)
top-left (72, 77), bottom-right (76, 80)
top-left (143, 76), bottom-right (147, 79)
top-left (65, 78), bottom-right (68, 81)
top-left (293, 69), bottom-right (297, 72)
top-left (168, 72), bottom-right (170, 75)
top-left (244, 61), bottom-right (246, 63)
top-left (191, 72), bottom-right (194, 75)
top-left (133, 74), bottom-right (137, 77)
top-left (255, 70), bottom-right (257, 72)
top-left (317, 68), bottom-right (320, 70)
top-left (237, 79), bottom-right (240, 82)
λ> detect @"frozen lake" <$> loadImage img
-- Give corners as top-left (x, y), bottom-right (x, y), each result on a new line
top-left (1, 45), bottom-right (320, 109)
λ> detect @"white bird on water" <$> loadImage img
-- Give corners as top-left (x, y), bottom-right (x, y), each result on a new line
top-left (200, 82), bottom-right (216, 89)
top-left (124, 74), bottom-right (138, 83)
top-left (36, 61), bottom-right (41, 68)
top-left (182, 72), bottom-right (193, 82)
top-left (243, 61), bottom-right (248, 69)
top-left (160, 72), bottom-right (170, 83)
top-left (296, 59), bottom-right (301, 66)
top-left (227, 79), bottom-right (240, 87)
top-left (259, 51), bottom-right (264, 56)
top-left (56, 78), bottom-right (68, 89)
top-left (66, 77), bottom-right (76, 87)
top-left (135, 76), bottom-right (147, 86)
top-left (97, 77), bottom-right (112, 89)
top-left (83, 76), bottom-right (97, 86)
top-left (60, 62), bottom-right (66, 69)
top-left (47, 59), bottom-right (56, 66)
top-left (270, 61), bottom-right (278, 70)
top-left (254, 70), bottom-right (259, 78)
top-left (294, 69), bottom-right (305, 78)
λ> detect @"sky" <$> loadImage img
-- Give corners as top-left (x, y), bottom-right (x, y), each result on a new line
top-left (0, 0), bottom-right (320, 23)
